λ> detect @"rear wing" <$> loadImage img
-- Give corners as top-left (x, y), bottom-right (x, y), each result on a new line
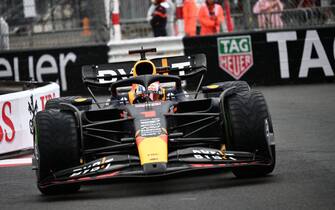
top-left (82, 54), bottom-right (207, 87)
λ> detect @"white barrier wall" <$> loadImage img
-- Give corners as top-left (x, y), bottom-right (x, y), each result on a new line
top-left (108, 36), bottom-right (184, 63)
top-left (0, 83), bottom-right (59, 155)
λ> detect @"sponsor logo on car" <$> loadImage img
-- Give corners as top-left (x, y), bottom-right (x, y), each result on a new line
top-left (217, 35), bottom-right (253, 80)
top-left (69, 157), bottom-right (114, 177)
top-left (193, 149), bottom-right (226, 160)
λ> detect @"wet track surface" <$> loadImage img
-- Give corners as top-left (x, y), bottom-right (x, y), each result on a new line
top-left (1, 84), bottom-right (335, 210)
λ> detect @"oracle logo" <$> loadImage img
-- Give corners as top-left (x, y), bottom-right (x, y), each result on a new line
top-left (0, 101), bottom-right (15, 142)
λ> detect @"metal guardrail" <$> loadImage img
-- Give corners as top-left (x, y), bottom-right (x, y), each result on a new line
top-left (108, 36), bottom-right (184, 63)
top-left (8, 28), bottom-right (104, 49)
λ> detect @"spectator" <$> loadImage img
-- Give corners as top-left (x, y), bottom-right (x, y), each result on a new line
top-left (63, 3), bottom-right (74, 29)
top-left (183, 0), bottom-right (198, 36)
top-left (198, 0), bottom-right (224, 35)
top-left (253, 0), bottom-right (284, 29)
top-left (149, 0), bottom-right (168, 37)
top-left (53, 4), bottom-right (63, 30)
top-left (147, 2), bottom-right (156, 22)
top-left (147, 0), bottom-right (175, 36)
top-left (166, 0), bottom-right (176, 36)
top-left (0, 17), bottom-right (9, 50)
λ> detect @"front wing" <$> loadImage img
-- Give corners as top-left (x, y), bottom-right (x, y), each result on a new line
top-left (37, 147), bottom-right (273, 188)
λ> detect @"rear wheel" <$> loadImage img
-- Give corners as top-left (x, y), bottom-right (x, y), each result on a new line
top-left (221, 90), bottom-right (275, 178)
top-left (34, 109), bottom-right (81, 194)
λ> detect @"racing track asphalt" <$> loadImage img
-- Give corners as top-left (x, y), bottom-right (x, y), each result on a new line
top-left (0, 83), bottom-right (335, 210)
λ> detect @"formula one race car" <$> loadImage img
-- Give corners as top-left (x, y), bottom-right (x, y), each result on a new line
top-left (33, 48), bottom-right (275, 195)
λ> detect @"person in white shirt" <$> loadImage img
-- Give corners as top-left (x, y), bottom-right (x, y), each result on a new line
top-left (0, 17), bottom-right (9, 50)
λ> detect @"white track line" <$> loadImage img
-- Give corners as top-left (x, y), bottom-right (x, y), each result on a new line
top-left (0, 158), bottom-right (32, 168)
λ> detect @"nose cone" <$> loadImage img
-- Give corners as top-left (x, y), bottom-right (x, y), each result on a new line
top-left (136, 135), bottom-right (168, 165)
top-left (143, 162), bottom-right (167, 174)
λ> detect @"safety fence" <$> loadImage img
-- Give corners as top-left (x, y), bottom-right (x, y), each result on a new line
top-left (1, 5), bottom-right (335, 50)
top-left (0, 16), bottom-right (109, 50)
top-left (249, 6), bottom-right (335, 30)
top-left (0, 0), bottom-right (107, 50)
top-left (119, 6), bottom-right (335, 36)
top-left (105, 5), bottom-right (335, 38)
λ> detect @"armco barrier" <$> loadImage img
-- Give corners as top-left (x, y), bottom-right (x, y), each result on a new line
top-left (183, 26), bottom-right (335, 85)
top-left (0, 81), bottom-right (59, 158)
top-left (108, 36), bottom-right (184, 63)
top-left (0, 45), bottom-right (108, 95)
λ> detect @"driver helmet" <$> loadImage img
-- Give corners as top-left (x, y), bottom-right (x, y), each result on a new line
top-left (135, 84), bottom-right (146, 96)
top-left (130, 82), bottom-right (165, 104)
top-left (129, 84), bottom-right (146, 104)
top-left (148, 82), bottom-right (163, 101)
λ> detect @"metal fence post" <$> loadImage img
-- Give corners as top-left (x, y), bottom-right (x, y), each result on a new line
top-left (241, 0), bottom-right (253, 30)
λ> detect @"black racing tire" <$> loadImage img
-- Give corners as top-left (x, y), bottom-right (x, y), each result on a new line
top-left (45, 96), bottom-right (91, 110)
top-left (220, 81), bottom-right (250, 93)
top-left (34, 109), bottom-right (81, 195)
top-left (204, 81), bottom-right (250, 98)
top-left (222, 90), bottom-right (275, 178)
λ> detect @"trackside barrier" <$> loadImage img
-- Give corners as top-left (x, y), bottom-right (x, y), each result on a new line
top-left (108, 36), bottom-right (184, 63)
top-left (1, 27), bottom-right (334, 96)
top-left (0, 82), bottom-right (59, 158)
top-left (0, 45), bottom-right (109, 95)
top-left (183, 26), bottom-right (335, 85)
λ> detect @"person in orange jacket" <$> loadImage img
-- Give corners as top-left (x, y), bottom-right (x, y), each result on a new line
top-left (183, 0), bottom-right (198, 36)
top-left (198, 0), bottom-right (224, 36)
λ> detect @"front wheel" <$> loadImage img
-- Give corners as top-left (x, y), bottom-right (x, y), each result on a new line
top-left (45, 96), bottom-right (92, 110)
top-left (34, 109), bottom-right (81, 194)
top-left (222, 90), bottom-right (275, 178)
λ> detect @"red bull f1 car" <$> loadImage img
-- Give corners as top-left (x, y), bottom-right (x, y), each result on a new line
top-left (33, 48), bottom-right (275, 195)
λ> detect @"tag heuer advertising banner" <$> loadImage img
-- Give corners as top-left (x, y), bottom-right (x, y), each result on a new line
top-left (183, 26), bottom-right (335, 85)
top-left (0, 45), bottom-right (108, 95)
top-left (217, 36), bottom-right (253, 80)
